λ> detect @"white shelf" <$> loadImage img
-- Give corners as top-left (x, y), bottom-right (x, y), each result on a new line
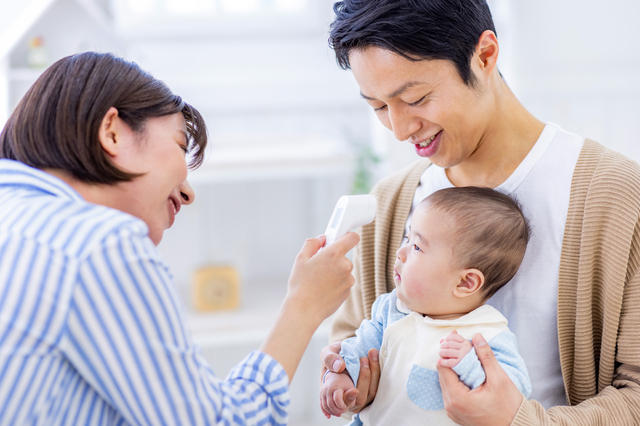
top-left (9, 67), bottom-right (44, 82)
top-left (189, 139), bottom-right (356, 184)
top-left (185, 277), bottom-right (335, 348)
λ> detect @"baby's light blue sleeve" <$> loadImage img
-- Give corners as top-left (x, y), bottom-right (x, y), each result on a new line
top-left (452, 330), bottom-right (532, 398)
top-left (340, 292), bottom-right (403, 387)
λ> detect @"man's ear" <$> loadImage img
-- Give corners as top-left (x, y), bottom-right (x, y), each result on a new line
top-left (453, 269), bottom-right (485, 298)
top-left (98, 107), bottom-right (121, 157)
top-left (474, 30), bottom-right (499, 79)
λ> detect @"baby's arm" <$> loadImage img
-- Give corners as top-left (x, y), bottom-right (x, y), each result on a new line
top-left (319, 371), bottom-right (357, 418)
top-left (438, 330), bottom-right (473, 368)
top-left (438, 330), bottom-right (532, 397)
top-left (340, 293), bottom-right (394, 386)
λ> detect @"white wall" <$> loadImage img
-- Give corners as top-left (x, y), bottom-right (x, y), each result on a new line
top-left (512, 0), bottom-right (640, 161)
top-left (371, 0), bottom-right (640, 172)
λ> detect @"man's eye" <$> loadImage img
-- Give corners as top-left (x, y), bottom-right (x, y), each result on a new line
top-left (408, 96), bottom-right (426, 107)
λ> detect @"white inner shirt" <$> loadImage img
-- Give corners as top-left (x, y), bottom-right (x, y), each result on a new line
top-left (404, 123), bottom-right (584, 408)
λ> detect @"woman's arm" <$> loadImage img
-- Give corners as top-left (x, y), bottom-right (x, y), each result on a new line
top-left (260, 233), bottom-right (360, 381)
top-left (61, 227), bottom-right (358, 425)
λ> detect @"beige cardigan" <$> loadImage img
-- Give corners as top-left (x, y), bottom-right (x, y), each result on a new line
top-left (330, 140), bottom-right (640, 424)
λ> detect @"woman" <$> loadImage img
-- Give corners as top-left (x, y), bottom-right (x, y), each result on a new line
top-left (0, 52), bottom-right (358, 425)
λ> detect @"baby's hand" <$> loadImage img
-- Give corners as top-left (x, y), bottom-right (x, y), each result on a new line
top-left (319, 371), bottom-right (359, 418)
top-left (437, 330), bottom-right (473, 368)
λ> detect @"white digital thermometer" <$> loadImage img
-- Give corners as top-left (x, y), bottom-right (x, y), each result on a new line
top-left (324, 194), bottom-right (377, 246)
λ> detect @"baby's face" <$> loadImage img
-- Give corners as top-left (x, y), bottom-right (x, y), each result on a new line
top-left (394, 203), bottom-right (466, 317)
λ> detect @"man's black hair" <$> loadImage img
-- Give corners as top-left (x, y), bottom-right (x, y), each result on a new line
top-left (329, 0), bottom-right (497, 87)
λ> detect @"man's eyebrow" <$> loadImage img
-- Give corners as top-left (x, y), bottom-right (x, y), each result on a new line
top-left (360, 81), bottom-right (423, 101)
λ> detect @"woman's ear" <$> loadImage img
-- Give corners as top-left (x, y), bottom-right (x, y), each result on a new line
top-left (453, 269), bottom-right (485, 298)
top-left (98, 107), bottom-right (121, 157)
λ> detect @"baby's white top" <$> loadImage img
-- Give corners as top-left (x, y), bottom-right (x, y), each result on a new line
top-left (405, 123), bottom-right (584, 408)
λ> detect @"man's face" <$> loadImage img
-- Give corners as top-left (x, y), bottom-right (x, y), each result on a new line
top-left (349, 47), bottom-right (494, 169)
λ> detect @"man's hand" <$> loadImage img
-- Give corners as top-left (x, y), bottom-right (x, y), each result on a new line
top-left (438, 330), bottom-right (473, 368)
top-left (437, 334), bottom-right (523, 426)
top-left (320, 343), bottom-right (380, 413)
top-left (319, 371), bottom-right (357, 418)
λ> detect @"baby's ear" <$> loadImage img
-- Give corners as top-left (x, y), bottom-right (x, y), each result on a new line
top-left (454, 269), bottom-right (484, 298)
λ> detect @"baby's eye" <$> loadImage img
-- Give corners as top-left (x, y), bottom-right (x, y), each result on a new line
top-left (413, 244), bottom-right (422, 252)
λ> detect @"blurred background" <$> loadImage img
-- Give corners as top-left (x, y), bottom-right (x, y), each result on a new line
top-left (1, 0), bottom-right (639, 424)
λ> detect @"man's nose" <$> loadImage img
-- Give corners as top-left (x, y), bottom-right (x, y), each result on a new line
top-left (179, 180), bottom-right (195, 205)
top-left (389, 105), bottom-right (421, 142)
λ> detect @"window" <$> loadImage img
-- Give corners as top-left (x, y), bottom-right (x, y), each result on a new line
top-left (111, 0), bottom-right (317, 37)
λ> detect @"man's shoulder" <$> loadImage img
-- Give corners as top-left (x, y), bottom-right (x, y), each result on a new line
top-left (371, 159), bottom-right (430, 197)
top-left (582, 140), bottom-right (640, 195)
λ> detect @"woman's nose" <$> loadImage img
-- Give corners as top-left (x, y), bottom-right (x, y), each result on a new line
top-left (179, 180), bottom-right (195, 205)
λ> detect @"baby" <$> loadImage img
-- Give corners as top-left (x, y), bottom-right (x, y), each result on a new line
top-left (320, 187), bottom-right (532, 425)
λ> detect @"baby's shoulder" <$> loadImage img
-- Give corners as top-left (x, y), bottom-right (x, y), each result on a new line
top-left (371, 290), bottom-right (407, 326)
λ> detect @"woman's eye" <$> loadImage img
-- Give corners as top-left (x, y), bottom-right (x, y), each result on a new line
top-left (374, 105), bottom-right (387, 112)
top-left (180, 144), bottom-right (188, 153)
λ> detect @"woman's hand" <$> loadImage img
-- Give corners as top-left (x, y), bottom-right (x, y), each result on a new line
top-left (284, 233), bottom-right (360, 324)
top-left (320, 342), bottom-right (380, 413)
top-left (260, 233), bottom-right (359, 382)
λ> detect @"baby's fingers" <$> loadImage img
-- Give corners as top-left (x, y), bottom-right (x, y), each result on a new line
top-left (439, 340), bottom-right (463, 350)
top-left (320, 394), bottom-right (333, 418)
top-left (442, 331), bottom-right (465, 343)
top-left (437, 357), bottom-right (460, 368)
top-left (333, 388), bottom-right (347, 412)
top-left (323, 390), bottom-right (341, 417)
top-left (439, 348), bottom-right (462, 359)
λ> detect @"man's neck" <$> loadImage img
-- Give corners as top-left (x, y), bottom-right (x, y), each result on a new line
top-left (445, 80), bottom-right (545, 188)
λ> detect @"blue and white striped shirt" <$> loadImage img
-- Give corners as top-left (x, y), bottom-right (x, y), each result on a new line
top-left (0, 160), bottom-right (289, 425)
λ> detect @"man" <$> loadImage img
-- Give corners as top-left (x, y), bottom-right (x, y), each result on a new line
top-left (320, 0), bottom-right (640, 424)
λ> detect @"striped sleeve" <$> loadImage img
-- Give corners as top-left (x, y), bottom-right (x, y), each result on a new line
top-left (58, 227), bottom-right (290, 426)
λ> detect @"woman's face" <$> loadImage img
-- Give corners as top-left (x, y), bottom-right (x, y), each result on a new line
top-left (107, 111), bottom-right (195, 245)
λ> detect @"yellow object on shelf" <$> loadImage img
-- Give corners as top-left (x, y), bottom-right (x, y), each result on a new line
top-left (192, 266), bottom-right (241, 312)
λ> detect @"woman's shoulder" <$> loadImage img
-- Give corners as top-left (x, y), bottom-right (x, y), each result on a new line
top-left (19, 196), bottom-right (150, 260)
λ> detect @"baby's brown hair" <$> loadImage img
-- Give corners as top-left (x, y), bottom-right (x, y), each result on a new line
top-left (423, 187), bottom-right (531, 300)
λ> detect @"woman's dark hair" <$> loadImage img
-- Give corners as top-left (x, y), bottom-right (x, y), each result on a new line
top-left (0, 51), bottom-right (207, 184)
top-left (329, 0), bottom-right (497, 87)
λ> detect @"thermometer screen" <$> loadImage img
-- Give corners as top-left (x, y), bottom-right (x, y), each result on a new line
top-left (329, 208), bottom-right (344, 229)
